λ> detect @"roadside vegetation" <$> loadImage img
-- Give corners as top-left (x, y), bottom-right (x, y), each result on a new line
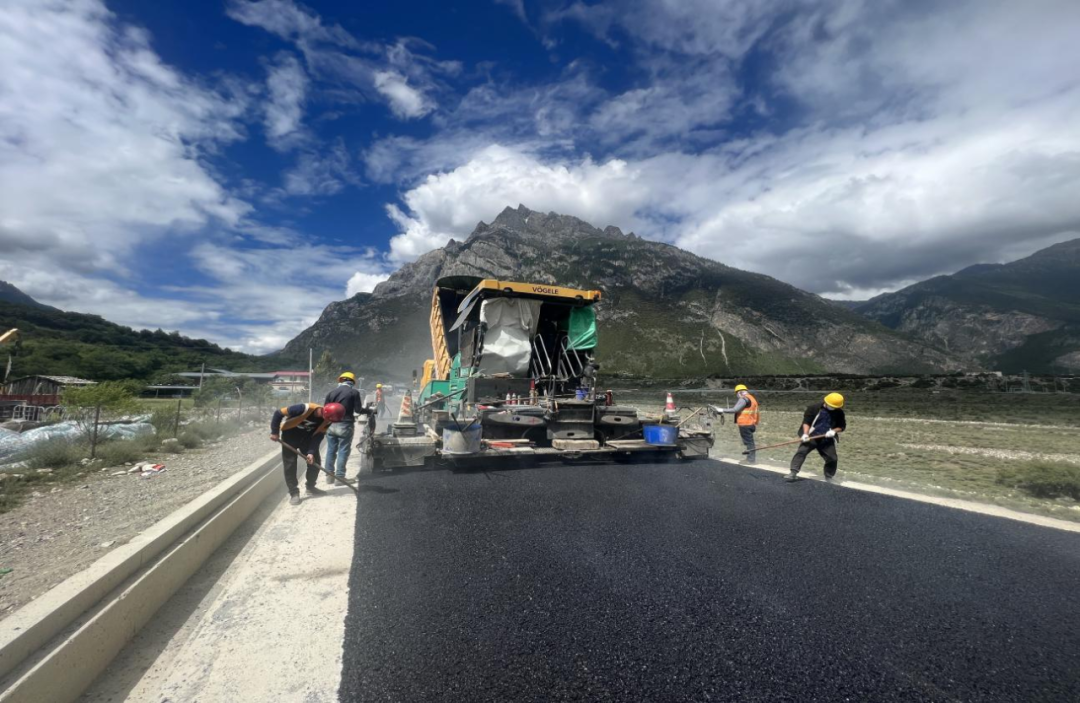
top-left (0, 380), bottom-right (290, 514)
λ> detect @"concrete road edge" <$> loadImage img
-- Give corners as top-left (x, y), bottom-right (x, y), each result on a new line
top-left (0, 449), bottom-right (281, 702)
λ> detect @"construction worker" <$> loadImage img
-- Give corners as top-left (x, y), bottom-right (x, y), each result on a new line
top-left (710, 384), bottom-right (760, 463)
top-left (322, 372), bottom-right (364, 484)
top-left (270, 402), bottom-right (345, 504)
top-left (374, 383), bottom-right (390, 419)
top-left (787, 392), bottom-right (846, 482)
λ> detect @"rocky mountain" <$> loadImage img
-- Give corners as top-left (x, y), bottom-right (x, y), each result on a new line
top-left (855, 238), bottom-right (1080, 373)
top-left (0, 281), bottom-right (57, 311)
top-left (284, 205), bottom-right (963, 379)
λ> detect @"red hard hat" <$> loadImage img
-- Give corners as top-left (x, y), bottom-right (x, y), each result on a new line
top-left (323, 402), bottom-right (346, 422)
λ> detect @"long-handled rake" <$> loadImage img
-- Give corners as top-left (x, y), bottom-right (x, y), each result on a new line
top-left (279, 440), bottom-right (360, 496)
top-left (743, 434), bottom-right (829, 454)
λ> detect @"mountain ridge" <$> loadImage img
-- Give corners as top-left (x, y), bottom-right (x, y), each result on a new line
top-left (284, 205), bottom-right (963, 379)
top-left (855, 238), bottom-right (1080, 372)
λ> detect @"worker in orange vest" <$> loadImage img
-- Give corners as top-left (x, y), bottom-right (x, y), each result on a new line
top-left (711, 384), bottom-right (760, 463)
top-left (374, 383), bottom-right (390, 419)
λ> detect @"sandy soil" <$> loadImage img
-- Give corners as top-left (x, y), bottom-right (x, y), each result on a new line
top-left (0, 429), bottom-right (278, 619)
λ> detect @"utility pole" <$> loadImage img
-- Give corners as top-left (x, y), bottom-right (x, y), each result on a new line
top-left (199, 361), bottom-right (205, 389)
top-left (308, 348), bottom-right (313, 403)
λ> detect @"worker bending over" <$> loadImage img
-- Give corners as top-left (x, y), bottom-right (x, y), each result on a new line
top-left (787, 393), bottom-right (846, 482)
top-left (711, 384), bottom-right (759, 463)
top-left (323, 371), bottom-right (364, 484)
top-left (270, 402), bottom-right (345, 504)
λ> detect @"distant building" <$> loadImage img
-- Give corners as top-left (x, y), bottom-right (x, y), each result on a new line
top-left (172, 368), bottom-right (310, 394)
top-left (270, 371), bottom-right (310, 393)
top-left (0, 375), bottom-right (96, 419)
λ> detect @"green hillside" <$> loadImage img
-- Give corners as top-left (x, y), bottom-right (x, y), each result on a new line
top-left (0, 300), bottom-right (269, 382)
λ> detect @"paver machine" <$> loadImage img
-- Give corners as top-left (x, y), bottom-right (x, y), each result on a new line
top-left (360, 277), bottom-right (714, 471)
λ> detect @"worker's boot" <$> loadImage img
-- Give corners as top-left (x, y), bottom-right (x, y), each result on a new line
top-left (784, 471), bottom-right (798, 482)
top-left (325, 472), bottom-right (336, 485)
top-left (306, 485), bottom-right (326, 497)
top-left (289, 494), bottom-right (302, 506)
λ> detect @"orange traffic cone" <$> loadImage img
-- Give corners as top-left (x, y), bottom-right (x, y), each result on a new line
top-left (396, 390), bottom-right (415, 424)
top-left (664, 392), bottom-right (677, 417)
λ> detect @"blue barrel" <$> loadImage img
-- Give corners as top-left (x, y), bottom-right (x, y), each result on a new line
top-left (643, 424), bottom-right (678, 446)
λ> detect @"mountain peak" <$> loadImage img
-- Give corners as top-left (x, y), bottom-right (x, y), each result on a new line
top-left (0, 280), bottom-right (58, 311)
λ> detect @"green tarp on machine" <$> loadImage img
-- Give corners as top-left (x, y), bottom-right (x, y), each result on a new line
top-left (566, 306), bottom-right (597, 351)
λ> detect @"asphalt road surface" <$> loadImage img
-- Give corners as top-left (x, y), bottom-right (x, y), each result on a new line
top-left (340, 459), bottom-right (1080, 702)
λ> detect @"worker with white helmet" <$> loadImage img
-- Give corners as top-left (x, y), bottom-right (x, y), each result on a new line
top-left (710, 383), bottom-right (760, 464)
top-left (787, 392), bottom-right (847, 482)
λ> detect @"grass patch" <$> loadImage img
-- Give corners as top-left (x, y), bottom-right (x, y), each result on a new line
top-left (18, 438), bottom-right (86, 470)
top-left (94, 439), bottom-right (147, 466)
top-left (997, 462), bottom-right (1080, 500)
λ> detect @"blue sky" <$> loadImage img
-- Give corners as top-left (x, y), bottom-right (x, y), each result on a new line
top-left (2, 0), bottom-right (1079, 353)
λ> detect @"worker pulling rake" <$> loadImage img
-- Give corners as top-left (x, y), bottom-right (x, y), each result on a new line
top-left (279, 440), bottom-right (359, 496)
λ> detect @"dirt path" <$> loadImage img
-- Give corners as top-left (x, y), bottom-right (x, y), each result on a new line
top-left (0, 429), bottom-right (276, 619)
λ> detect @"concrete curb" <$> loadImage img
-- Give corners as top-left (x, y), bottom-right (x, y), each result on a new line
top-left (714, 454), bottom-right (1080, 534)
top-left (0, 449), bottom-right (281, 703)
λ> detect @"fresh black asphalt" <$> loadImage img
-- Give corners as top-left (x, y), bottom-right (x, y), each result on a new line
top-left (340, 459), bottom-right (1080, 702)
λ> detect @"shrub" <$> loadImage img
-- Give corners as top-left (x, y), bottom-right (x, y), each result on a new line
top-left (997, 462), bottom-right (1080, 501)
top-left (178, 431), bottom-right (202, 449)
top-left (19, 438), bottom-right (86, 470)
top-left (149, 407), bottom-right (180, 436)
top-left (95, 439), bottom-right (146, 467)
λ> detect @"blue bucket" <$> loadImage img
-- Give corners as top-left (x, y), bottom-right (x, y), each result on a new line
top-left (643, 424), bottom-right (678, 446)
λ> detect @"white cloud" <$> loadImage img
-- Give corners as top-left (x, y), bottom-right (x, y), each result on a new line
top-left (229, 0), bottom-right (447, 121)
top-left (225, 0), bottom-right (360, 47)
top-left (279, 138), bottom-right (359, 196)
top-left (493, 0), bottom-right (527, 23)
top-left (0, 0), bottom-right (250, 275)
top-left (386, 145), bottom-right (648, 262)
top-left (379, 0), bottom-right (1080, 299)
top-left (373, 70), bottom-right (432, 119)
top-left (345, 272), bottom-right (390, 297)
top-left (264, 52), bottom-right (308, 147)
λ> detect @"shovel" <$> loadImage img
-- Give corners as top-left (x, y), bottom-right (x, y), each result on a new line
top-left (279, 440), bottom-right (359, 496)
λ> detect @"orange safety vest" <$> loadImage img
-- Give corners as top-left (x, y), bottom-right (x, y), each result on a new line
top-left (375, 388), bottom-right (384, 403)
top-left (735, 393), bottom-right (760, 427)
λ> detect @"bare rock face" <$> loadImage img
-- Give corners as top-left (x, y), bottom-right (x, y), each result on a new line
top-left (856, 238), bottom-right (1080, 372)
top-left (284, 205), bottom-right (963, 379)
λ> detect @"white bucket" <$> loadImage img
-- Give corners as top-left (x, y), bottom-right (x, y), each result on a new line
top-left (442, 422), bottom-right (482, 454)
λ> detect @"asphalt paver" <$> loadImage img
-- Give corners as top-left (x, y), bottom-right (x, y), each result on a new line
top-left (340, 459), bottom-right (1080, 702)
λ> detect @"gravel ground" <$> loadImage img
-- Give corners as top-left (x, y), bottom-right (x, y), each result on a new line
top-left (342, 458), bottom-right (1080, 702)
top-left (0, 429), bottom-right (276, 619)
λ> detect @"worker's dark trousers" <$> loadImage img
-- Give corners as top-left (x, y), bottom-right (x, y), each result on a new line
top-left (281, 439), bottom-right (322, 496)
top-left (738, 425), bottom-right (757, 462)
top-left (790, 438), bottom-right (838, 478)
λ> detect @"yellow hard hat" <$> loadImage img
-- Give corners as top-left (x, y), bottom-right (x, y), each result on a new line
top-left (824, 392), bottom-right (845, 409)
top-left (376, 383), bottom-right (383, 388)
top-left (734, 384), bottom-right (748, 392)
top-left (339, 372), bottom-right (356, 382)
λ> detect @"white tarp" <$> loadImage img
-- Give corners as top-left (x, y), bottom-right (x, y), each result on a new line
top-left (479, 298), bottom-right (542, 375)
top-left (0, 419), bottom-right (154, 464)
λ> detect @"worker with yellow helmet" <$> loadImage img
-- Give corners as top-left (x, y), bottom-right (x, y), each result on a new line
top-left (322, 371), bottom-right (365, 484)
top-left (374, 383), bottom-right (390, 419)
top-left (787, 392), bottom-right (846, 482)
top-left (710, 383), bottom-right (760, 464)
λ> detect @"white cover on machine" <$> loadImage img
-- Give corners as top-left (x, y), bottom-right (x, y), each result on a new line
top-left (479, 298), bottom-right (542, 375)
